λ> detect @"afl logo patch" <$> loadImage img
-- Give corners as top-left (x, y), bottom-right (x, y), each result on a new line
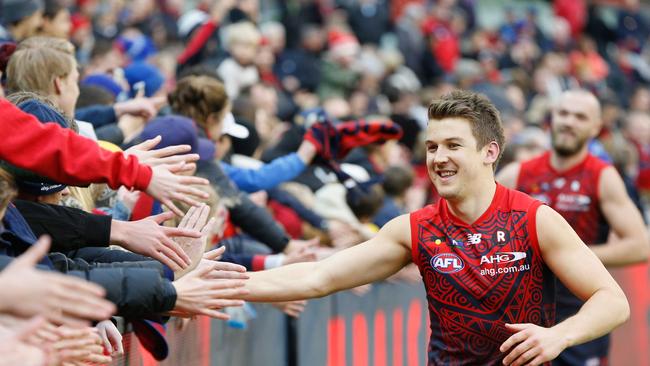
top-left (431, 253), bottom-right (464, 274)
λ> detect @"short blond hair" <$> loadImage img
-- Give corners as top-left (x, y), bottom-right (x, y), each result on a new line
top-left (0, 167), bottom-right (16, 214)
top-left (6, 36), bottom-right (76, 95)
top-left (226, 22), bottom-right (260, 48)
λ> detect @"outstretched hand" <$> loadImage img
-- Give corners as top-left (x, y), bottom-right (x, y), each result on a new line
top-left (500, 323), bottom-right (568, 366)
top-left (97, 319), bottom-right (124, 356)
top-left (173, 204), bottom-right (216, 278)
top-left (113, 211), bottom-right (198, 271)
top-left (0, 317), bottom-right (47, 366)
top-left (125, 135), bottom-right (200, 168)
top-left (171, 246), bottom-right (250, 319)
top-left (0, 236), bottom-right (115, 327)
top-left (146, 162), bottom-right (210, 216)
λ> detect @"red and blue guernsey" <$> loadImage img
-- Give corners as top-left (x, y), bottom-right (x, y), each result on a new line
top-left (410, 183), bottom-right (556, 366)
top-left (516, 151), bottom-right (609, 247)
top-left (516, 152), bottom-right (610, 365)
top-left (516, 151), bottom-right (609, 313)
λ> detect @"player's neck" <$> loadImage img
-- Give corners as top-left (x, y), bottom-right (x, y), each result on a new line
top-left (446, 179), bottom-right (497, 225)
top-left (550, 147), bottom-right (589, 172)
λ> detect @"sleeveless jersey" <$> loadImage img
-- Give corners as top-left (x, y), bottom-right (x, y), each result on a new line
top-left (516, 152), bottom-right (612, 361)
top-left (410, 184), bottom-right (555, 366)
top-left (516, 151), bottom-right (610, 246)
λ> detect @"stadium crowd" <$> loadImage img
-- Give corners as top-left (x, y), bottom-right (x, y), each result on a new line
top-left (0, 0), bottom-right (648, 364)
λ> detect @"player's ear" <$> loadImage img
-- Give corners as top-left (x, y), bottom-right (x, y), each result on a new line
top-left (484, 141), bottom-right (500, 166)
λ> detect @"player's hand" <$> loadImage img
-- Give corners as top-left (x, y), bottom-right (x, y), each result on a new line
top-left (172, 249), bottom-right (249, 319)
top-left (500, 323), bottom-right (568, 366)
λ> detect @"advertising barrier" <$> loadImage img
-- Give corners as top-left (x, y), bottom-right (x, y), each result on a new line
top-left (110, 270), bottom-right (649, 366)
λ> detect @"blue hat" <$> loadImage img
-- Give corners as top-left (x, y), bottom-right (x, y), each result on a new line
top-left (124, 61), bottom-right (164, 98)
top-left (81, 74), bottom-right (124, 98)
top-left (17, 180), bottom-right (66, 196)
top-left (116, 35), bottom-right (157, 62)
top-left (1, 0), bottom-right (43, 25)
top-left (138, 115), bottom-right (215, 161)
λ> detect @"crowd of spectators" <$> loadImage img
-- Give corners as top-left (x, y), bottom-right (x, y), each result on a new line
top-left (0, 0), bottom-right (648, 364)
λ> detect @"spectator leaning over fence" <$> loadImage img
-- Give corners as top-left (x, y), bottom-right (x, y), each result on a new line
top-left (167, 74), bottom-right (319, 255)
top-left (3, 95), bottom-right (203, 272)
top-left (240, 90), bottom-right (630, 366)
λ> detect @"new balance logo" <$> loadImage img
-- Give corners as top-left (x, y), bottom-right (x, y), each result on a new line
top-left (467, 233), bottom-right (482, 245)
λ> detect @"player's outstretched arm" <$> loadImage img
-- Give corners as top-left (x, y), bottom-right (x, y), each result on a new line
top-left (500, 205), bottom-right (629, 366)
top-left (592, 166), bottom-right (650, 266)
top-left (242, 215), bottom-right (412, 303)
top-left (495, 162), bottom-right (521, 189)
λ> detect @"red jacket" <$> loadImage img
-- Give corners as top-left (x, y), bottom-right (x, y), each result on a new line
top-left (0, 98), bottom-right (152, 190)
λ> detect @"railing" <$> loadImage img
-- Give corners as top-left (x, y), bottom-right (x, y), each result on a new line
top-left (110, 281), bottom-right (429, 366)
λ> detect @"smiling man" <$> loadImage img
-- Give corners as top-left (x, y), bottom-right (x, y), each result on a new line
top-left (240, 90), bottom-right (629, 365)
top-left (497, 89), bottom-right (649, 366)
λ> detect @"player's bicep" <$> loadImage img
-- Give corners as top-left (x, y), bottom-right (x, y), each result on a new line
top-left (319, 215), bottom-right (413, 291)
top-left (599, 167), bottom-right (646, 239)
top-left (536, 205), bottom-right (620, 301)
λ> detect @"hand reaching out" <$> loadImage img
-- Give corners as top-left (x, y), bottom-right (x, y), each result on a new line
top-left (112, 211), bottom-right (198, 271)
top-left (173, 204), bottom-right (216, 278)
top-left (125, 136), bottom-right (199, 168)
top-left (0, 317), bottom-right (47, 366)
top-left (172, 246), bottom-right (250, 320)
top-left (96, 320), bottom-right (123, 356)
top-left (51, 326), bottom-right (111, 365)
top-left (146, 162), bottom-right (210, 216)
top-left (0, 236), bottom-right (115, 327)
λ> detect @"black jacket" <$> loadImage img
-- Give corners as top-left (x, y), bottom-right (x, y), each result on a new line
top-left (0, 205), bottom-right (176, 318)
top-left (14, 200), bottom-right (111, 253)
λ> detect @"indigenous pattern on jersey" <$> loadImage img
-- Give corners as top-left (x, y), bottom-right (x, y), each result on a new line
top-left (410, 184), bottom-right (555, 366)
top-left (516, 152), bottom-right (612, 365)
top-left (516, 151), bottom-right (610, 246)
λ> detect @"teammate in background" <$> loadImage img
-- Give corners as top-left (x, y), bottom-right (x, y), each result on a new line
top-left (240, 90), bottom-right (630, 365)
top-left (497, 89), bottom-right (649, 366)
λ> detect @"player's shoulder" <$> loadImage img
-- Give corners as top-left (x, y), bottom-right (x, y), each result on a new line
top-left (520, 151), bottom-right (550, 170)
top-left (499, 184), bottom-right (542, 213)
top-left (409, 202), bottom-right (442, 224)
top-left (585, 153), bottom-right (613, 172)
